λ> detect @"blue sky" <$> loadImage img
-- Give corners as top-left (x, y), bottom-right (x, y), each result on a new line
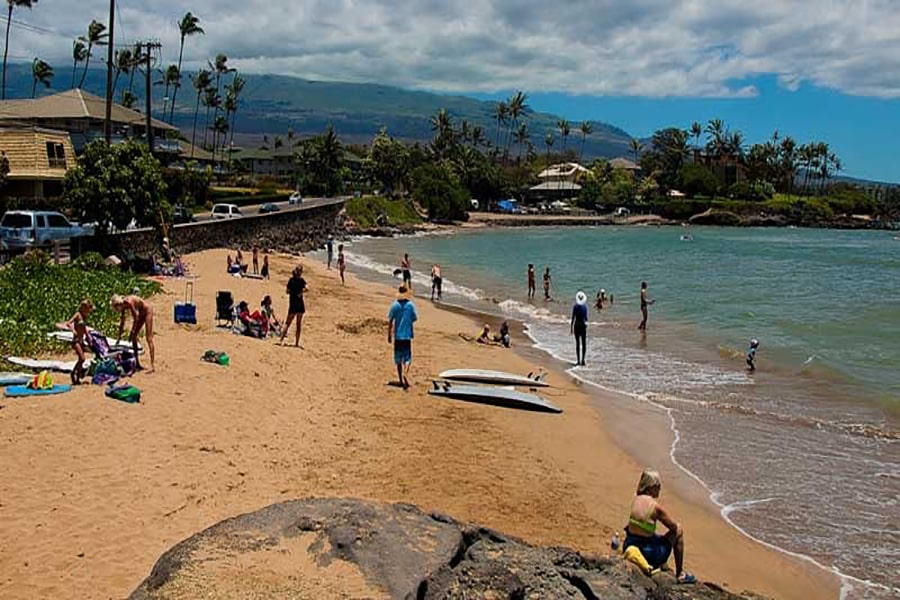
top-left (13, 0), bottom-right (900, 182)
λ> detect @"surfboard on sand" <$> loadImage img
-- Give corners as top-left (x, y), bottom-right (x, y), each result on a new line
top-left (4, 384), bottom-right (72, 397)
top-left (47, 331), bottom-right (142, 354)
top-left (428, 381), bottom-right (561, 414)
top-left (5, 357), bottom-right (78, 373)
top-left (438, 369), bottom-right (549, 388)
top-left (0, 372), bottom-right (32, 386)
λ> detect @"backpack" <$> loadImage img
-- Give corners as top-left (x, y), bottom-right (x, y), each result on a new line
top-left (105, 383), bottom-right (141, 403)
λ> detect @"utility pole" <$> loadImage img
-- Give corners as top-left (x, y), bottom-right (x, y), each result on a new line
top-left (104, 0), bottom-right (115, 142)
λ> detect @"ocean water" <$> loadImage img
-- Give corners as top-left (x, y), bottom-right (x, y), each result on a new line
top-left (343, 226), bottom-right (899, 598)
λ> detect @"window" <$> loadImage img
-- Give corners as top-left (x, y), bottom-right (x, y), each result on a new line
top-left (47, 214), bottom-right (70, 228)
top-left (1, 213), bottom-right (32, 228)
top-left (46, 141), bottom-right (66, 168)
top-left (36, 215), bottom-right (47, 228)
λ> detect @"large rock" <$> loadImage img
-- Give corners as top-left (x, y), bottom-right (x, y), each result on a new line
top-left (129, 498), bottom-right (768, 600)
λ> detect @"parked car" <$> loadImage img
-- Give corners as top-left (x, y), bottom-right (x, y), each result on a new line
top-left (288, 191), bottom-right (302, 205)
top-left (259, 202), bottom-right (280, 214)
top-left (0, 210), bottom-right (89, 251)
top-left (614, 207), bottom-right (631, 217)
top-left (173, 205), bottom-right (196, 224)
top-left (211, 203), bottom-right (242, 219)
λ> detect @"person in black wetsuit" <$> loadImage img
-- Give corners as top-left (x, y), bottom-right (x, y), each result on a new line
top-left (571, 291), bottom-right (588, 366)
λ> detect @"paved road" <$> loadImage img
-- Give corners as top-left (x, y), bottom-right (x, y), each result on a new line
top-left (192, 196), bottom-right (346, 222)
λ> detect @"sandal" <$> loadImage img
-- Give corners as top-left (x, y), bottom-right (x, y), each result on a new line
top-left (677, 572), bottom-right (697, 584)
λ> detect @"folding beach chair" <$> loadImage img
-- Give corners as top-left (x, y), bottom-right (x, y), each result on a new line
top-left (216, 291), bottom-right (235, 326)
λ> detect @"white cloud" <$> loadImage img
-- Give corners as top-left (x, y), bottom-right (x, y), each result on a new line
top-left (8, 0), bottom-right (900, 98)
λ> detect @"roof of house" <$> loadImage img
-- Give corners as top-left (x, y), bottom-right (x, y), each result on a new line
top-left (177, 140), bottom-right (214, 162)
top-left (0, 126), bottom-right (75, 180)
top-left (537, 162), bottom-right (591, 179)
top-left (530, 181), bottom-right (582, 191)
top-left (609, 157), bottom-right (641, 171)
top-left (0, 89), bottom-right (177, 131)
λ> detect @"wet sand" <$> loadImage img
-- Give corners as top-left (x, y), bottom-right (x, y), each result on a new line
top-left (0, 248), bottom-right (839, 599)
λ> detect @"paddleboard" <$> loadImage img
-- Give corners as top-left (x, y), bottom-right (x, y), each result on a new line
top-left (47, 331), bottom-right (142, 353)
top-left (428, 382), bottom-right (561, 414)
top-left (4, 384), bottom-right (72, 397)
top-left (438, 369), bottom-right (549, 388)
top-left (6, 357), bottom-right (78, 373)
top-left (0, 372), bottom-right (32, 386)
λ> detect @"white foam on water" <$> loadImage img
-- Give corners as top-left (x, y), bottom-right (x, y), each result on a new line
top-left (343, 251), bottom-right (484, 302)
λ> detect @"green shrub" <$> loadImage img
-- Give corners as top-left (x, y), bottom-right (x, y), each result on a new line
top-left (729, 180), bottom-right (775, 202)
top-left (345, 196), bottom-right (422, 228)
top-left (71, 252), bottom-right (111, 272)
top-left (679, 164), bottom-right (719, 198)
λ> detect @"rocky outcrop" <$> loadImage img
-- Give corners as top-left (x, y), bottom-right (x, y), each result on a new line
top-left (688, 209), bottom-right (742, 226)
top-left (129, 498), bottom-right (768, 600)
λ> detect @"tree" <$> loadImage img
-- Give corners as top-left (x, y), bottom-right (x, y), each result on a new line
top-left (430, 108), bottom-right (454, 160)
top-left (690, 121), bottom-right (702, 154)
top-left (578, 121), bottom-right (593, 165)
top-left (0, 149), bottom-right (10, 192)
top-left (120, 89), bottom-right (136, 109)
top-left (640, 128), bottom-right (689, 195)
top-left (704, 118), bottom-right (727, 161)
top-left (201, 87), bottom-right (219, 148)
top-left (505, 90), bottom-right (528, 157)
top-left (111, 48), bottom-right (132, 97)
top-left (273, 135), bottom-right (283, 150)
top-left (2, 0), bottom-right (36, 100)
top-left (78, 19), bottom-right (107, 89)
top-left (296, 125), bottom-right (343, 196)
top-left (159, 64), bottom-right (179, 122)
top-left (368, 127), bottom-right (409, 195)
top-left (287, 127), bottom-right (295, 154)
top-left (224, 73), bottom-right (244, 152)
top-left (71, 39), bottom-right (87, 89)
top-left (189, 68), bottom-right (212, 158)
top-left (30, 57), bottom-right (52, 97)
top-left (514, 122), bottom-right (529, 163)
top-left (170, 12), bottom-right (204, 123)
top-left (209, 54), bottom-right (233, 156)
top-left (63, 140), bottom-right (169, 235)
top-left (557, 119), bottom-right (570, 155)
top-left (409, 162), bottom-right (468, 221)
top-left (493, 101), bottom-right (508, 150)
top-left (629, 138), bottom-right (643, 164)
top-left (679, 163), bottom-right (718, 198)
top-left (544, 132), bottom-right (554, 168)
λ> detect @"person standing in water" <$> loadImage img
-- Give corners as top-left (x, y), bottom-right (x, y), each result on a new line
top-left (571, 291), bottom-right (588, 366)
top-left (337, 244), bottom-right (346, 285)
top-left (527, 264), bottom-right (536, 299)
top-left (638, 281), bottom-right (654, 331)
top-left (543, 266), bottom-right (552, 300)
top-left (747, 339), bottom-right (759, 371)
top-left (401, 253), bottom-right (412, 287)
top-left (431, 264), bottom-right (442, 301)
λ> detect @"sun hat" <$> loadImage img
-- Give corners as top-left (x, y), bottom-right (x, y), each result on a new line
top-left (575, 291), bottom-right (587, 306)
top-left (397, 284), bottom-right (412, 300)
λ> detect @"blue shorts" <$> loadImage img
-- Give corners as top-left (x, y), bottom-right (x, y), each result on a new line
top-left (394, 339), bottom-right (412, 365)
top-left (623, 532), bottom-right (672, 568)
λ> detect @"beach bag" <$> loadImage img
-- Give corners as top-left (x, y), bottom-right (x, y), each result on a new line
top-left (105, 383), bottom-right (141, 403)
top-left (202, 350), bottom-right (229, 366)
top-left (28, 370), bottom-right (53, 390)
top-left (174, 282), bottom-right (197, 324)
top-left (87, 331), bottom-right (111, 358)
top-left (117, 350), bottom-right (137, 376)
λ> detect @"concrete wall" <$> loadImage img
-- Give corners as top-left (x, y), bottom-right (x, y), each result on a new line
top-left (85, 198), bottom-right (345, 257)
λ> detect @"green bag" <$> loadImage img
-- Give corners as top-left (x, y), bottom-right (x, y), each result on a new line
top-left (202, 350), bottom-right (230, 366)
top-left (105, 383), bottom-right (141, 403)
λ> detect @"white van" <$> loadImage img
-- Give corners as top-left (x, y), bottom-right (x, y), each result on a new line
top-left (211, 203), bottom-right (242, 219)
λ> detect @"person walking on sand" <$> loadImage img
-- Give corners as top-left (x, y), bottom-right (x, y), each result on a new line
top-left (638, 281), bottom-right (654, 331)
top-left (252, 244), bottom-right (260, 275)
top-left (112, 294), bottom-right (155, 372)
top-left (261, 252), bottom-right (270, 279)
top-left (61, 299), bottom-right (93, 384)
top-left (431, 264), bottom-right (442, 301)
top-left (337, 244), bottom-right (346, 285)
top-left (388, 284), bottom-right (418, 389)
top-left (623, 469), bottom-right (695, 583)
top-left (527, 264), bottom-right (536, 299)
top-left (280, 266), bottom-right (308, 347)
top-left (543, 266), bottom-right (552, 300)
top-left (571, 291), bottom-right (588, 366)
top-left (401, 253), bottom-right (412, 287)
top-left (326, 237), bottom-right (334, 270)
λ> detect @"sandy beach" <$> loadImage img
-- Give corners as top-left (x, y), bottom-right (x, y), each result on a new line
top-left (0, 248), bottom-right (839, 599)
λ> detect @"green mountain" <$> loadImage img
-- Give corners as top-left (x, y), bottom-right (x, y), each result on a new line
top-left (3, 63), bottom-right (635, 159)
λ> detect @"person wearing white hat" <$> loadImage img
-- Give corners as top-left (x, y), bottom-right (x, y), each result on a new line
top-left (571, 290), bottom-right (589, 366)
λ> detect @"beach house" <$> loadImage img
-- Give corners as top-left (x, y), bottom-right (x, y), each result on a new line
top-left (0, 125), bottom-right (76, 198)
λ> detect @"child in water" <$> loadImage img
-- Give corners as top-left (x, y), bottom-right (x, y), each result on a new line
top-left (747, 339), bottom-right (759, 371)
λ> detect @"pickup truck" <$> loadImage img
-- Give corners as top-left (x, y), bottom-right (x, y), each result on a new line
top-left (0, 210), bottom-right (92, 252)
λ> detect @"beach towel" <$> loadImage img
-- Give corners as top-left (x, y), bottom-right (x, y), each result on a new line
top-left (105, 383), bottom-right (141, 403)
top-left (5, 384), bottom-right (72, 397)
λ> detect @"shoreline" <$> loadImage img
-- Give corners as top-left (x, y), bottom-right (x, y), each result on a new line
top-left (0, 248), bottom-right (839, 599)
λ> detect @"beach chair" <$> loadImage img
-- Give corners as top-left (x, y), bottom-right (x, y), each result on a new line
top-left (216, 291), bottom-right (235, 326)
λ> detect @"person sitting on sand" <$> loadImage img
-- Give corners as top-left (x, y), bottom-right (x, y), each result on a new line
top-left (61, 299), bottom-right (94, 384)
top-left (494, 321), bottom-right (511, 348)
top-left (260, 295), bottom-right (281, 336)
top-left (477, 324), bottom-right (494, 345)
top-left (623, 469), bottom-right (695, 583)
top-left (111, 294), bottom-right (155, 372)
top-left (237, 301), bottom-right (267, 337)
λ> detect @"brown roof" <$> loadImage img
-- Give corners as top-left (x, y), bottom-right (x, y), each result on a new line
top-left (0, 89), bottom-right (177, 131)
top-left (609, 157), bottom-right (641, 171)
top-left (0, 126), bottom-right (75, 180)
top-left (177, 140), bottom-right (214, 162)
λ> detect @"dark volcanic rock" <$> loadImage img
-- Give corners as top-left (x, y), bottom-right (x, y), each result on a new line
top-left (129, 498), bottom-right (768, 600)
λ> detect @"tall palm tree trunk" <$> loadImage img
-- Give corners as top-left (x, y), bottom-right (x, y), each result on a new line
top-left (2, 5), bottom-right (13, 100)
top-left (191, 90), bottom-right (201, 159)
top-left (78, 44), bottom-right (93, 89)
top-left (71, 60), bottom-right (78, 89)
top-left (170, 38), bottom-right (185, 123)
top-left (203, 102), bottom-right (211, 147)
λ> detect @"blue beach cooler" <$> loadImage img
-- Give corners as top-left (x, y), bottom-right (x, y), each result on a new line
top-left (174, 282), bottom-right (197, 324)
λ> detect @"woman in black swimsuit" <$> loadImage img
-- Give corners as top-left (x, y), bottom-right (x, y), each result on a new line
top-left (280, 266), bottom-right (308, 347)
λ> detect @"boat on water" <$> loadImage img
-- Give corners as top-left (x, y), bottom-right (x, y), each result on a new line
top-left (680, 234), bottom-right (694, 242)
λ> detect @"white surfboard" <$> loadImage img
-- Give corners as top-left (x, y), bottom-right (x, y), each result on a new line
top-left (47, 330), bottom-right (142, 354)
top-left (0, 372), bottom-right (32, 386)
top-left (429, 381), bottom-right (561, 414)
top-left (438, 369), bottom-right (549, 388)
top-left (5, 357), bottom-right (78, 373)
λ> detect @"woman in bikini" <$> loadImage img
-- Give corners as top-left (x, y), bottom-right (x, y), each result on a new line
top-left (112, 294), bottom-right (155, 371)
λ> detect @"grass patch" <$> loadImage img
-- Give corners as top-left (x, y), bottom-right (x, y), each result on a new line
top-left (345, 196), bottom-right (422, 228)
top-left (0, 252), bottom-right (160, 359)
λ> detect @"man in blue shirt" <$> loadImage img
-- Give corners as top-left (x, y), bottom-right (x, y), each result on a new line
top-left (388, 284), bottom-right (418, 389)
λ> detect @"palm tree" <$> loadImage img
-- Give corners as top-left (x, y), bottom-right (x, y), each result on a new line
top-left (212, 116), bottom-right (228, 161)
top-left (202, 87), bottom-right (219, 148)
top-left (544, 132), bottom-right (554, 170)
top-left (799, 143), bottom-right (815, 196)
top-left (557, 119), bottom-right (570, 155)
top-left (2, 0), bottom-right (37, 100)
top-left (690, 121), bottom-right (702, 155)
top-left (274, 135), bottom-right (283, 150)
top-left (704, 118), bottom-right (726, 160)
top-left (71, 39), bottom-right (86, 89)
top-left (471, 125), bottom-right (485, 149)
top-left (170, 12), bottom-right (204, 123)
top-left (505, 90), bottom-right (528, 157)
top-left (120, 89), bottom-right (136, 109)
top-left (514, 122), bottom-right (529, 162)
top-left (77, 19), bottom-right (107, 89)
top-left (225, 73), bottom-right (244, 152)
top-left (30, 57), bottom-right (52, 97)
top-left (189, 68), bottom-right (212, 159)
top-left (126, 43), bottom-right (142, 97)
top-left (209, 54), bottom-right (233, 155)
top-left (629, 138), bottom-right (643, 164)
top-left (287, 127), bottom-right (295, 154)
top-left (430, 108), bottom-right (453, 159)
top-left (578, 121), bottom-right (593, 165)
top-left (728, 131), bottom-right (746, 162)
top-left (111, 48), bottom-right (132, 97)
top-left (159, 64), bottom-right (179, 122)
top-left (493, 101), bottom-right (508, 151)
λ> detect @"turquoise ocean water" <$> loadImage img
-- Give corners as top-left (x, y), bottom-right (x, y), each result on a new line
top-left (345, 226), bottom-right (899, 598)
